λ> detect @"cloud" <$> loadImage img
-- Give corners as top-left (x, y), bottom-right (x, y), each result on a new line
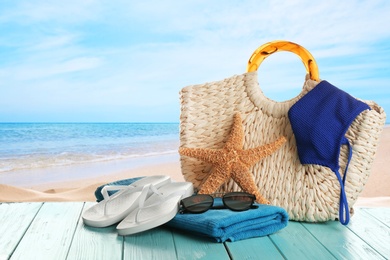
top-left (0, 0), bottom-right (99, 24)
top-left (0, 0), bottom-right (389, 122)
top-left (17, 57), bottom-right (103, 80)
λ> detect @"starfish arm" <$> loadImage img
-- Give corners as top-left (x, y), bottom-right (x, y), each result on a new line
top-left (240, 136), bottom-right (287, 166)
top-left (179, 147), bottom-right (223, 164)
top-left (231, 163), bottom-right (270, 204)
top-left (225, 113), bottom-right (244, 150)
top-left (198, 165), bottom-right (231, 195)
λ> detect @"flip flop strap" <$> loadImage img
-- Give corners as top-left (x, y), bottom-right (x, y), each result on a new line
top-left (135, 187), bottom-right (188, 223)
top-left (101, 185), bottom-right (137, 201)
top-left (102, 185), bottom-right (144, 216)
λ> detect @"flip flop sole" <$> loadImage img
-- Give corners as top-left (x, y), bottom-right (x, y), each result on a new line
top-left (82, 175), bottom-right (171, 227)
top-left (116, 182), bottom-right (194, 235)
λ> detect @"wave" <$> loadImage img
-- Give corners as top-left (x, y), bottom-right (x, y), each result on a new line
top-left (0, 149), bottom-right (179, 173)
top-left (0, 122), bottom-right (181, 173)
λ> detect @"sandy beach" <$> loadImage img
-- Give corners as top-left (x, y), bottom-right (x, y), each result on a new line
top-left (0, 127), bottom-right (389, 207)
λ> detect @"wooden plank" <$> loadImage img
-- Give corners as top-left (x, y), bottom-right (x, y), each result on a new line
top-left (2, 203), bottom-right (388, 260)
top-left (269, 221), bottom-right (335, 260)
top-left (347, 208), bottom-right (390, 259)
top-left (302, 221), bottom-right (385, 259)
top-left (170, 228), bottom-right (230, 260)
top-left (226, 236), bottom-right (284, 260)
top-left (10, 202), bottom-right (83, 260)
top-left (123, 227), bottom-right (177, 259)
top-left (0, 203), bottom-right (42, 260)
top-left (362, 208), bottom-right (390, 227)
top-left (66, 202), bottom-right (124, 260)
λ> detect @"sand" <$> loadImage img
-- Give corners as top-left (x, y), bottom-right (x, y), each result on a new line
top-left (0, 127), bottom-right (389, 207)
top-left (0, 154), bottom-right (185, 202)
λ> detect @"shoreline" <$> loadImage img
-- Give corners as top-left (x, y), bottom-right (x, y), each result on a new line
top-left (0, 153), bottom-right (185, 202)
top-left (0, 127), bottom-right (389, 207)
top-left (0, 153), bottom-right (183, 190)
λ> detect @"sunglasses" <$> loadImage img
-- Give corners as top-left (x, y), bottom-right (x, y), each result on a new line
top-left (180, 192), bottom-right (258, 214)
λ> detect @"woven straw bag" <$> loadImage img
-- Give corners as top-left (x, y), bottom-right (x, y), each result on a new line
top-left (179, 41), bottom-right (386, 222)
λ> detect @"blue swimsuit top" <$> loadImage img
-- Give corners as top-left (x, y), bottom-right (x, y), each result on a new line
top-left (288, 80), bottom-right (370, 225)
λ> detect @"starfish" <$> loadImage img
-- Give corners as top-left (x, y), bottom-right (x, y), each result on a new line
top-left (179, 113), bottom-right (286, 204)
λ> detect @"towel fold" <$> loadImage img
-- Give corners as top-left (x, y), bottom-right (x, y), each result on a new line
top-left (166, 198), bottom-right (289, 242)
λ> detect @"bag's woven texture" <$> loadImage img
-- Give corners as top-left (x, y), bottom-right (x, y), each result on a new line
top-left (179, 71), bottom-right (386, 222)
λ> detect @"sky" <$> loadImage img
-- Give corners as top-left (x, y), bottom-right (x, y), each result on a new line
top-left (0, 0), bottom-right (389, 123)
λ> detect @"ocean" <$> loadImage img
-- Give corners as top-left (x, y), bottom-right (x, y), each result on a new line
top-left (0, 123), bottom-right (180, 173)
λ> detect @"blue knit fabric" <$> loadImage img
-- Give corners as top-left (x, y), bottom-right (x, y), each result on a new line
top-left (288, 80), bottom-right (370, 225)
top-left (166, 198), bottom-right (289, 242)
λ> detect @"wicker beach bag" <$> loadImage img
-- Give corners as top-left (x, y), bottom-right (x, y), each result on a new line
top-left (179, 41), bottom-right (386, 223)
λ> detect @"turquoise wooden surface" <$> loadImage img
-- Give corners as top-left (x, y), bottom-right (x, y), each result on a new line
top-left (9, 202), bottom-right (83, 260)
top-left (0, 203), bottom-right (42, 260)
top-left (347, 208), bottom-right (390, 258)
top-left (302, 221), bottom-right (385, 259)
top-left (0, 202), bottom-right (389, 260)
top-left (226, 236), bottom-right (284, 260)
top-left (362, 207), bottom-right (390, 226)
top-left (124, 227), bottom-right (178, 259)
top-left (66, 202), bottom-right (123, 260)
top-left (270, 221), bottom-right (335, 260)
top-left (171, 229), bottom-right (230, 260)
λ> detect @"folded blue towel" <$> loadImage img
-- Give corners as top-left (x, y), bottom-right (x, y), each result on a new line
top-left (166, 198), bottom-right (289, 242)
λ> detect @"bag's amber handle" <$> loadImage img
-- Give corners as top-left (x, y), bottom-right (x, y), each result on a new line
top-left (247, 40), bottom-right (320, 82)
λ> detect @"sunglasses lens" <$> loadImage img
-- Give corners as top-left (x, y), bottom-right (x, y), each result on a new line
top-left (181, 194), bottom-right (213, 213)
top-left (223, 192), bottom-right (254, 211)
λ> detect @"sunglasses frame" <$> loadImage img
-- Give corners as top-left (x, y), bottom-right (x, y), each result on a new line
top-left (180, 192), bottom-right (256, 214)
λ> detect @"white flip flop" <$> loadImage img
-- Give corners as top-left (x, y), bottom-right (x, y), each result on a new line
top-left (116, 182), bottom-right (194, 236)
top-left (82, 175), bottom-right (171, 227)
